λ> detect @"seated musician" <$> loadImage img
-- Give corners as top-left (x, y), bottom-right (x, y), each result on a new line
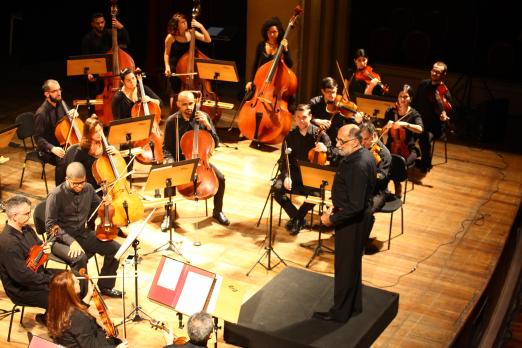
top-left (383, 84), bottom-right (423, 197)
top-left (347, 48), bottom-right (385, 98)
top-left (274, 104), bottom-right (332, 235)
top-left (163, 90), bottom-right (230, 226)
top-left (46, 162), bottom-right (123, 298)
top-left (0, 195), bottom-right (63, 324)
top-left (359, 122), bottom-right (391, 213)
top-left (309, 77), bottom-right (361, 148)
top-left (163, 311), bottom-right (213, 348)
top-left (47, 270), bottom-right (129, 347)
top-left (34, 79), bottom-right (77, 186)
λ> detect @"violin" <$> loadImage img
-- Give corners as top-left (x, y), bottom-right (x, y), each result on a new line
top-left (237, 5), bottom-right (302, 145)
top-left (95, 181), bottom-right (119, 241)
top-left (325, 94), bottom-right (358, 118)
top-left (131, 68), bottom-right (164, 164)
top-left (354, 65), bottom-right (390, 94)
top-left (435, 83), bottom-right (452, 114)
top-left (176, 0), bottom-right (221, 123)
top-left (79, 268), bottom-right (119, 339)
top-left (307, 129), bottom-right (328, 165)
top-left (92, 129), bottom-right (144, 227)
top-left (149, 319), bottom-right (189, 345)
top-left (95, 0), bottom-right (135, 126)
top-left (177, 99), bottom-right (219, 200)
top-left (26, 225), bottom-right (59, 272)
top-left (370, 143), bottom-right (382, 165)
top-left (54, 100), bottom-right (84, 149)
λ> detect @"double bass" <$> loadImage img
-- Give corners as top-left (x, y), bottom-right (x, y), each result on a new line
top-left (175, 0), bottom-right (221, 124)
top-left (92, 129), bottom-right (144, 227)
top-left (131, 68), bottom-right (164, 164)
top-left (237, 5), bottom-right (302, 145)
top-left (177, 99), bottom-right (219, 200)
top-left (95, 0), bottom-right (135, 126)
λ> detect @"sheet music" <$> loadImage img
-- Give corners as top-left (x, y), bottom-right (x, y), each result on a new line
top-left (157, 258), bottom-right (184, 290)
top-left (176, 271), bottom-right (215, 315)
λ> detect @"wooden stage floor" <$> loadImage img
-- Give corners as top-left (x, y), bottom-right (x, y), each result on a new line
top-left (1, 128), bottom-right (521, 347)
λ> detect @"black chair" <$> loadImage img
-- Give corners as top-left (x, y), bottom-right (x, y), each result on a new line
top-left (16, 112), bottom-right (49, 194)
top-left (33, 200), bottom-right (100, 275)
top-left (431, 135), bottom-right (448, 165)
top-left (377, 154), bottom-right (405, 250)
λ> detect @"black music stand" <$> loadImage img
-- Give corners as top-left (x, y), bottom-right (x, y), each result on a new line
top-left (297, 161), bottom-right (336, 268)
top-left (355, 93), bottom-right (396, 128)
top-left (142, 159), bottom-right (198, 262)
top-left (115, 209), bottom-right (157, 323)
top-left (67, 54), bottom-right (111, 114)
top-left (0, 124), bottom-right (18, 202)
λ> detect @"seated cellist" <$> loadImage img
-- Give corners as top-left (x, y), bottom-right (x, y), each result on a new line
top-left (163, 90), bottom-right (230, 226)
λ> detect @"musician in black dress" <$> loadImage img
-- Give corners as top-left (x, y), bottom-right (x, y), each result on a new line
top-left (273, 104), bottom-right (332, 235)
top-left (163, 91), bottom-right (229, 226)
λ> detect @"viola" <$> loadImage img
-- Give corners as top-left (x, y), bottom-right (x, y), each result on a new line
top-left (307, 129), bottom-right (328, 165)
top-left (237, 5), bottom-right (302, 145)
top-left (149, 320), bottom-right (189, 345)
top-left (177, 100), bottom-right (219, 200)
top-left (54, 100), bottom-right (84, 148)
top-left (370, 143), bottom-right (382, 165)
top-left (95, 0), bottom-right (135, 126)
top-left (95, 181), bottom-right (119, 241)
top-left (354, 65), bottom-right (390, 94)
top-left (131, 68), bottom-right (164, 164)
top-left (386, 107), bottom-right (411, 159)
top-left (26, 225), bottom-right (59, 272)
top-left (435, 83), bottom-right (452, 113)
top-left (92, 130), bottom-right (144, 227)
top-left (175, 0), bottom-right (221, 123)
top-left (79, 268), bottom-right (119, 339)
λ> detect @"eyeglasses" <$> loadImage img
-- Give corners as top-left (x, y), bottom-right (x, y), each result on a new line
top-left (336, 137), bottom-right (357, 146)
top-left (68, 179), bottom-right (86, 187)
top-left (431, 69), bottom-right (444, 75)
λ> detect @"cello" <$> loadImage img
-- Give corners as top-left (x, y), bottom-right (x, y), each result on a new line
top-left (177, 98), bottom-right (219, 200)
top-left (237, 5), bottom-right (302, 145)
top-left (54, 100), bottom-right (84, 149)
top-left (92, 129), bottom-right (144, 227)
top-left (95, 0), bottom-right (135, 126)
top-left (131, 68), bottom-right (164, 164)
top-left (175, 0), bottom-right (221, 124)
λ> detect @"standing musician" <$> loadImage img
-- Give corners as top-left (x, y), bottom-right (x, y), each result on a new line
top-left (412, 61), bottom-right (452, 173)
top-left (163, 90), bottom-right (230, 226)
top-left (47, 270), bottom-right (129, 347)
top-left (34, 79), bottom-right (76, 186)
top-left (383, 84), bottom-right (423, 196)
top-left (46, 162), bottom-right (123, 298)
top-left (245, 16), bottom-right (293, 93)
top-left (314, 124), bottom-right (376, 323)
top-left (273, 104), bottom-right (332, 235)
top-left (164, 12), bottom-right (211, 111)
top-left (309, 77), bottom-right (361, 154)
top-left (348, 48), bottom-right (386, 98)
top-left (0, 195), bottom-right (62, 323)
top-left (359, 122), bottom-right (391, 213)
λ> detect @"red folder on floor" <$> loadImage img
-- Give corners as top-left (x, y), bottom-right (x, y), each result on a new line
top-left (148, 256), bottom-right (217, 315)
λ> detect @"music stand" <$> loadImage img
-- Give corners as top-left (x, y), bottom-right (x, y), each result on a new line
top-left (67, 54), bottom-right (111, 113)
top-left (0, 124), bottom-right (18, 201)
top-left (355, 93), bottom-right (396, 128)
top-left (142, 159), bottom-right (198, 261)
top-left (115, 209), bottom-right (157, 323)
top-left (297, 161), bottom-right (336, 268)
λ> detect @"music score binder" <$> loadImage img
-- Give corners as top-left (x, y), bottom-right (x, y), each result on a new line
top-left (148, 256), bottom-right (216, 316)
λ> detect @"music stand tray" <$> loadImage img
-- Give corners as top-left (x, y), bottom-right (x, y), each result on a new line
top-left (0, 124), bottom-right (18, 149)
top-left (355, 93), bottom-right (396, 127)
top-left (298, 161), bottom-right (337, 268)
top-left (195, 58), bottom-right (239, 83)
top-left (108, 115), bottom-right (153, 145)
top-left (67, 54), bottom-right (111, 76)
top-left (143, 159), bottom-right (198, 192)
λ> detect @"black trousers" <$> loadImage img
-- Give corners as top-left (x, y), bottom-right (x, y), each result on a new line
top-left (38, 151), bottom-right (65, 186)
top-left (5, 269), bottom-right (62, 309)
top-left (52, 230), bottom-right (120, 290)
top-left (211, 164), bottom-right (225, 214)
top-left (273, 178), bottom-right (318, 220)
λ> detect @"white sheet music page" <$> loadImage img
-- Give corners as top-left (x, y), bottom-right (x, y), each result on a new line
top-left (157, 258), bottom-right (184, 290)
top-left (176, 270), bottom-right (215, 315)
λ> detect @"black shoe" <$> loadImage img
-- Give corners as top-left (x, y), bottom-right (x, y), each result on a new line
top-left (213, 212), bottom-right (230, 226)
top-left (35, 313), bottom-right (47, 326)
top-left (285, 218), bottom-right (296, 231)
top-left (117, 228), bottom-right (127, 238)
top-left (289, 218), bottom-right (305, 236)
top-left (99, 288), bottom-right (124, 298)
top-left (312, 311), bottom-right (337, 321)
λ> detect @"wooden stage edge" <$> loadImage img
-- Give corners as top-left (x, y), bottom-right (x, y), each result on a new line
top-left (1, 136), bottom-right (521, 347)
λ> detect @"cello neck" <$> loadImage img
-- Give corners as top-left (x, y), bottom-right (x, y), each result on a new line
top-left (61, 100), bottom-right (82, 142)
top-left (100, 131), bottom-right (121, 179)
top-left (135, 70), bottom-right (151, 115)
top-left (192, 102), bottom-right (200, 159)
